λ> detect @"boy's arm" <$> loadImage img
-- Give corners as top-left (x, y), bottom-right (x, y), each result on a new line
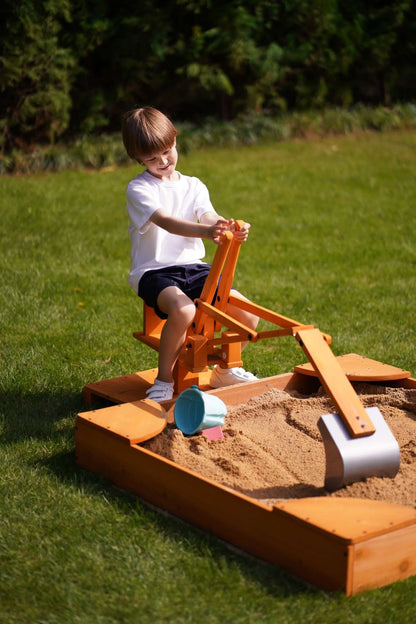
top-left (149, 208), bottom-right (229, 244)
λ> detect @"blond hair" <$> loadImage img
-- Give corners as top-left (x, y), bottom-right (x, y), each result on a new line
top-left (122, 107), bottom-right (178, 162)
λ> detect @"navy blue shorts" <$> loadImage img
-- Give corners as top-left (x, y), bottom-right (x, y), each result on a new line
top-left (138, 263), bottom-right (213, 320)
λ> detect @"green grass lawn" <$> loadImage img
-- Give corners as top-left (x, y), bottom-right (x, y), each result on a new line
top-left (1, 131), bottom-right (416, 623)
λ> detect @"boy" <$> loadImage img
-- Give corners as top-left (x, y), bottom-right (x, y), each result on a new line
top-left (122, 107), bottom-right (259, 402)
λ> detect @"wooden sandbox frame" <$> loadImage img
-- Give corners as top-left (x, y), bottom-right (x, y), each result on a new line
top-left (76, 356), bottom-right (416, 596)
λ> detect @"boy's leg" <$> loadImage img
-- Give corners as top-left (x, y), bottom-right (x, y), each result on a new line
top-left (155, 286), bottom-right (196, 383)
top-left (144, 279), bottom-right (259, 397)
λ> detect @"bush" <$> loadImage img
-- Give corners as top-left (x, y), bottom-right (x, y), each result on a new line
top-left (1, 105), bottom-right (416, 175)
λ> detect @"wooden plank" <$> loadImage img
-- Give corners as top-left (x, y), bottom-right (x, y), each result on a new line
top-left (296, 329), bottom-right (376, 437)
top-left (194, 300), bottom-right (257, 341)
top-left (83, 369), bottom-right (157, 404)
top-left (228, 295), bottom-right (333, 345)
top-left (228, 294), bottom-right (309, 328)
top-left (142, 302), bottom-right (165, 336)
top-left (133, 332), bottom-right (161, 351)
top-left (83, 368), bottom-right (215, 405)
top-left (350, 523), bottom-right (416, 595)
top-left (294, 353), bottom-right (411, 382)
top-left (275, 497), bottom-right (416, 542)
top-left (214, 234), bottom-right (242, 312)
top-left (83, 369), bottom-right (321, 407)
top-left (193, 231), bottom-right (233, 334)
top-left (78, 399), bottom-right (167, 444)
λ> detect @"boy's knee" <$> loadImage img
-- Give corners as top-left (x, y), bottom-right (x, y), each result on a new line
top-left (170, 299), bottom-right (196, 325)
top-left (181, 301), bottom-right (196, 325)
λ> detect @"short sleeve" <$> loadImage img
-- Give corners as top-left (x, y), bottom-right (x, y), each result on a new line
top-left (126, 181), bottom-right (160, 234)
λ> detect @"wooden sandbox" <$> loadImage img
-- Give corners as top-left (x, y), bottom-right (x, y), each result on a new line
top-left (75, 355), bottom-right (416, 596)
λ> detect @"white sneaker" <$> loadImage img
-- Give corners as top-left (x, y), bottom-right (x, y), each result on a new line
top-left (210, 365), bottom-right (258, 388)
top-left (145, 379), bottom-right (174, 402)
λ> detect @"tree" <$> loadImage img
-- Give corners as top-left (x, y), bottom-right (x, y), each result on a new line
top-left (1, 0), bottom-right (415, 148)
top-left (0, 0), bottom-right (76, 151)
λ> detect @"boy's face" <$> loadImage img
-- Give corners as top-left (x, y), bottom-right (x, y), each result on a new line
top-left (140, 139), bottom-right (178, 181)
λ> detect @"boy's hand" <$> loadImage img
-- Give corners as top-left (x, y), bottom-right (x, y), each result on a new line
top-left (208, 219), bottom-right (230, 244)
top-left (228, 219), bottom-right (251, 242)
top-left (206, 218), bottom-right (251, 244)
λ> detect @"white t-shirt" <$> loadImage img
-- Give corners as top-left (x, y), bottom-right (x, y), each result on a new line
top-left (126, 170), bottom-right (216, 292)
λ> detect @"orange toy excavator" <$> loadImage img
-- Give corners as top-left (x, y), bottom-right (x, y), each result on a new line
top-left (133, 220), bottom-right (400, 489)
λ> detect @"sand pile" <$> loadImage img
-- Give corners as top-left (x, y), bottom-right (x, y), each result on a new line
top-left (142, 383), bottom-right (416, 508)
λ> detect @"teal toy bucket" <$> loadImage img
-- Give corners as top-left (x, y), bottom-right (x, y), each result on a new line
top-left (174, 386), bottom-right (227, 435)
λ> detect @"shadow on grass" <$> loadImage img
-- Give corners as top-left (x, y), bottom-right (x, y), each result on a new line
top-left (0, 390), bottom-right (84, 442)
top-left (0, 389), bottom-right (111, 444)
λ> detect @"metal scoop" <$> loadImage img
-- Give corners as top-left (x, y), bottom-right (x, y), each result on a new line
top-left (296, 329), bottom-right (401, 491)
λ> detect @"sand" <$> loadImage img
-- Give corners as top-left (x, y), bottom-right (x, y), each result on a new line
top-left (142, 383), bottom-right (416, 508)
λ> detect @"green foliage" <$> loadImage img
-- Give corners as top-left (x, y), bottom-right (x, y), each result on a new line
top-left (0, 0), bottom-right (76, 149)
top-left (2, 104), bottom-right (416, 175)
top-left (1, 0), bottom-right (416, 149)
